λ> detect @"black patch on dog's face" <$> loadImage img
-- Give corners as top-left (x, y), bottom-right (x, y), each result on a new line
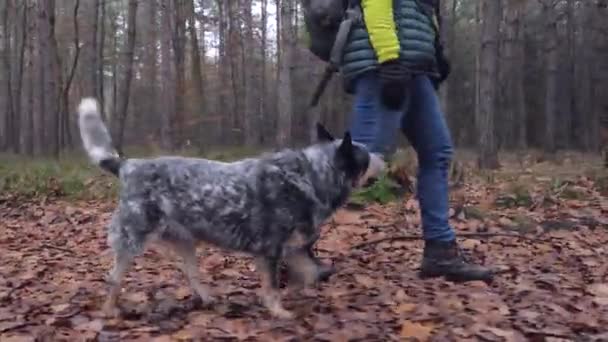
top-left (335, 132), bottom-right (370, 184)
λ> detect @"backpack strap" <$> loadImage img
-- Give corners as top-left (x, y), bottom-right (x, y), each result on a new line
top-left (310, 0), bottom-right (362, 107)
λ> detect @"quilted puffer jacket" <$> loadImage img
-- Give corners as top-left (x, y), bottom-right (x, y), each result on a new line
top-left (341, 0), bottom-right (440, 93)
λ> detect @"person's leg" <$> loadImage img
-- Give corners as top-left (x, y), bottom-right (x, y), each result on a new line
top-left (349, 71), bottom-right (403, 158)
top-left (401, 76), bottom-right (493, 283)
top-left (400, 76), bottom-right (455, 242)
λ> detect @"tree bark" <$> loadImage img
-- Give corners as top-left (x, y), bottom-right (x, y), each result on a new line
top-left (160, 0), bottom-right (175, 150)
top-left (260, 0), bottom-right (268, 145)
top-left (38, 0), bottom-right (60, 157)
top-left (216, 0), bottom-right (229, 144)
top-left (542, 1), bottom-right (558, 155)
top-left (59, 0), bottom-right (81, 151)
top-left (113, 0), bottom-right (138, 154)
top-left (276, 0), bottom-right (294, 147)
top-left (97, 0), bottom-right (106, 118)
top-left (171, 0), bottom-right (186, 148)
top-left (502, 0), bottom-right (526, 150)
top-left (23, 1), bottom-right (34, 156)
top-left (438, 0), bottom-right (457, 113)
top-left (142, 0), bottom-right (159, 143)
top-left (243, 0), bottom-right (257, 146)
top-left (187, 0), bottom-right (204, 115)
top-left (476, 0), bottom-right (501, 169)
top-left (1, 0), bottom-right (15, 152)
top-left (84, 0), bottom-right (99, 98)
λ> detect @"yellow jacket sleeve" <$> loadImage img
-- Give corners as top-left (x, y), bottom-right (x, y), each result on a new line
top-left (362, 0), bottom-right (400, 63)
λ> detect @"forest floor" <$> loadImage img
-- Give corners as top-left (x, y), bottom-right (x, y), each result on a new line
top-left (1, 151), bottom-right (607, 341)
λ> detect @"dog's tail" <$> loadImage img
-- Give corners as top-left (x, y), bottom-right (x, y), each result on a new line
top-left (77, 97), bottom-right (122, 176)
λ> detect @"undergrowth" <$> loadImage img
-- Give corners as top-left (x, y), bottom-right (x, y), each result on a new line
top-left (1, 148), bottom-right (606, 203)
top-left (0, 146), bottom-right (262, 200)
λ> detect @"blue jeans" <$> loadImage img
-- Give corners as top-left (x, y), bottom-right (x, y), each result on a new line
top-left (349, 71), bottom-right (456, 242)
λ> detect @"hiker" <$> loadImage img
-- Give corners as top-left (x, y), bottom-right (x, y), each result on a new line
top-left (304, 0), bottom-right (494, 282)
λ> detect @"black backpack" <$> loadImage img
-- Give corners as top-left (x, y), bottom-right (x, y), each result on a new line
top-left (301, 0), bottom-right (351, 62)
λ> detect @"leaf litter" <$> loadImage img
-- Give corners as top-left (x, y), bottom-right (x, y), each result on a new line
top-left (0, 172), bottom-right (607, 341)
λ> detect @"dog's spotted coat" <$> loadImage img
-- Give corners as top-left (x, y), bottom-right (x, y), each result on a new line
top-left (77, 98), bottom-right (385, 318)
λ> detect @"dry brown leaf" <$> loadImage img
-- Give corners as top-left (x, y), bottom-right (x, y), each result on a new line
top-left (353, 274), bottom-right (375, 288)
top-left (174, 286), bottom-right (191, 300)
top-left (75, 319), bottom-right (104, 332)
top-left (124, 291), bottom-right (148, 303)
top-left (400, 321), bottom-right (435, 341)
top-left (393, 303), bottom-right (417, 314)
top-left (0, 335), bottom-right (36, 342)
top-left (172, 328), bottom-right (196, 341)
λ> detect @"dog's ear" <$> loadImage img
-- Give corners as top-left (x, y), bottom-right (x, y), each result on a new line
top-left (337, 131), bottom-right (353, 155)
top-left (316, 122), bottom-right (335, 142)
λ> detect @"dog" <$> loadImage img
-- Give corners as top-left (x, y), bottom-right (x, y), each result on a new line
top-left (77, 97), bottom-right (385, 319)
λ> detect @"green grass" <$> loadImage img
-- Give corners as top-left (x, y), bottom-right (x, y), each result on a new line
top-left (349, 173), bottom-right (404, 206)
top-left (0, 146), bottom-right (265, 200)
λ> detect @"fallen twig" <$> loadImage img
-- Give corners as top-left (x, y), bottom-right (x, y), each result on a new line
top-left (40, 243), bottom-right (76, 255)
top-left (352, 232), bottom-right (553, 249)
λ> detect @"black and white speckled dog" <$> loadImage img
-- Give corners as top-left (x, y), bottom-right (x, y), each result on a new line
top-left (77, 98), bottom-right (384, 319)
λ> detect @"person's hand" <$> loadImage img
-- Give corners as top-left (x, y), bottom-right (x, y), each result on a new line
top-left (436, 42), bottom-right (451, 83)
top-left (378, 59), bottom-right (411, 110)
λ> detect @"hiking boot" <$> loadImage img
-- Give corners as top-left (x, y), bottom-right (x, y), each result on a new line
top-left (419, 239), bottom-right (494, 283)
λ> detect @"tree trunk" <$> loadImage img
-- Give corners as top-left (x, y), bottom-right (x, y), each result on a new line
top-left (171, 0), bottom-right (186, 148)
top-left (276, 0), bottom-right (294, 147)
top-left (542, 2), bottom-right (558, 155)
top-left (243, 0), bottom-right (257, 146)
top-left (502, 0), bottom-right (526, 150)
top-left (227, 0), bottom-right (241, 143)
top-left (23, 1), bottom-right (35, 156)
top-left (476, 0), bottom-right (501, 169)
top-left (260, 0), bottom-right (268, 145)
top-left (38, 0), bottom-right (60, 157)
top-left (59, 0), bottom-right (81, 151)
top-left (1, 0), bottom-right (15, 152)
top-left (160, 0), bottom-right (175, 150)
top-left (216, 0), bottom-right (229, 144)
top-left (142, 0), bottom-right (159, 143)
top-left (187, 0), bottom-right (204, 115)
top-left (33, 0), bottom-right (45, 156)
top-left (439, 0), bottom-right (457, 113)
top-left (113, 0), bottom-right (138, 154)
top-left (84, 0), bottom-right (99, 98)
top-left (97, 0), bottom-right (106, 118)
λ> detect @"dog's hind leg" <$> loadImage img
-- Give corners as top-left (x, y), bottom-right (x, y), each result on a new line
top-left (285, 249), bottom-right (320, 288)
top-left (255, 256), bottom-right (293, 319)
top-left (102, 206), bottom-right (148, 317)
top-left (167, 241), bottom-right (214, 306)
top-left (103, 249), bottom-right (134, 317)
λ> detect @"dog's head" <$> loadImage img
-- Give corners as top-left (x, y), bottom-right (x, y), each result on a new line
top-left (315, 123), bottom-right (385, 188)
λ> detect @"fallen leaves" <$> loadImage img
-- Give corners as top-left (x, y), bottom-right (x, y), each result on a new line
top-left (400, 321), bottom-right (435, 341)
top-left (1, 166), bottom-right (608, 341)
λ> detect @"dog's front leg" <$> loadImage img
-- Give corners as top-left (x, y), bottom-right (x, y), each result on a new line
top-left (255, 256), bottom-right (293, 319)
top-left (304, 237), bottom-right (336, 283)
